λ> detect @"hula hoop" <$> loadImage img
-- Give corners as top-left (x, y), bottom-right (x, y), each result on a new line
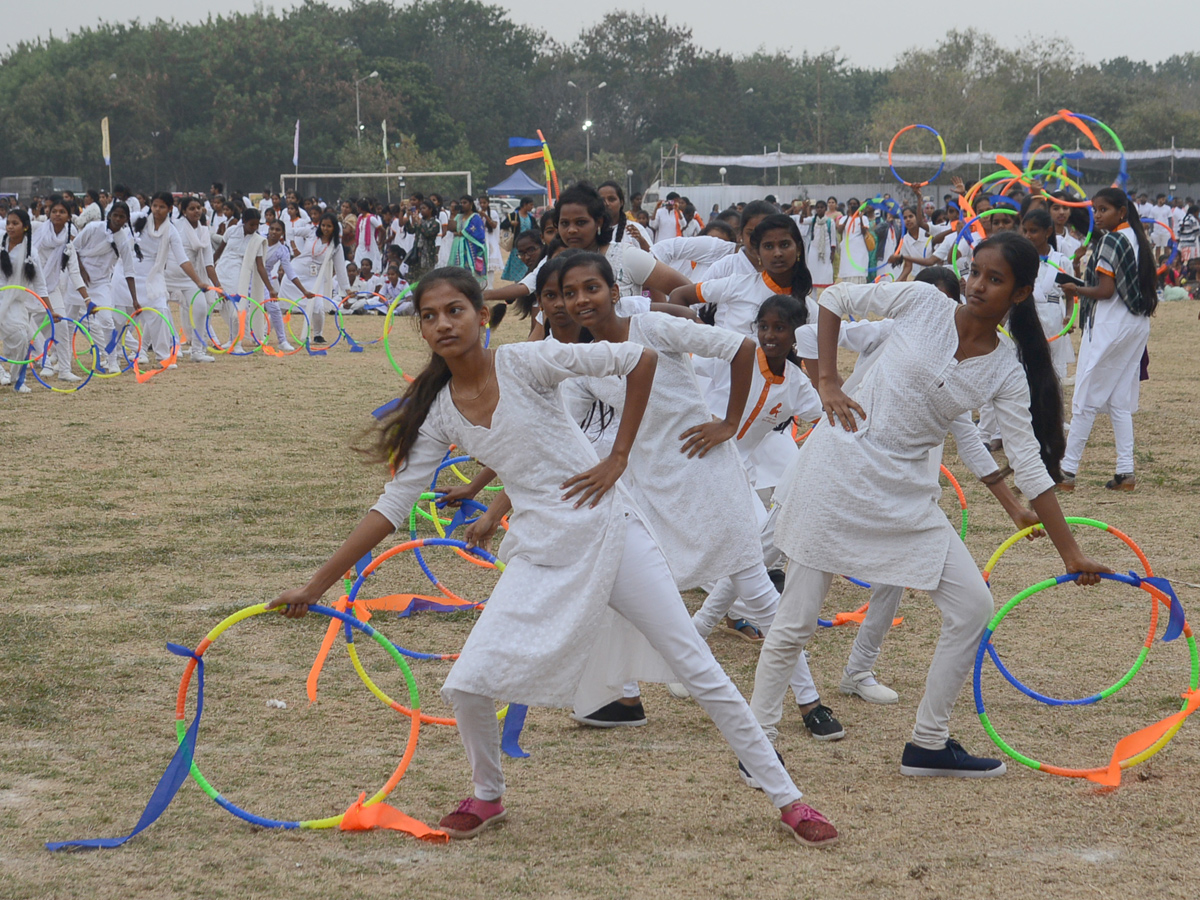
top-left (840, 198), bottom-right (891, 276)
top-left (887, 124), bottom-right (947, 188)
top-left (77, 305), bottom-right (143, 377)
top-left (248, 297), bottom-right (310, 357)
top-left (0, 285), bottom-right (54, 365)
top-left (981, 517), bottom-right (1160, 706)
top-left (308, 294), bottom-right (349, 352)
top-left (1022, 110), bottom-right (1127, 190)
top-left (383, 290), bottom-right (417, 382)
top-left (131, 306), bottom-right (180, 378)
top-left (441, 446), bottom-right (504, 493)
top-left (939, 464), bottom-right (969, 542)
top-left (174, 602), bottom-right (421, 829)
top-left (973, 572), bottom-right (1197, 780)
top-left (29, 317), bottom-right (98, 393)
top-left (406, 500), bottom-right (505, 600)
top-left (204, 295), bottom-right (267, 355)
top-left (949, 208), bottom-right (1027, 278)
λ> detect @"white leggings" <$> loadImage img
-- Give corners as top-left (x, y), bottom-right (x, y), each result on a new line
top-left (750, 536), bottom-right (992, 748)
top-left (445, 513), bottom-right (803, 809)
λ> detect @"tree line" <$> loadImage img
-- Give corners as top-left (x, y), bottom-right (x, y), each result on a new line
top-left (2, 1), bottom-right (1197, 195)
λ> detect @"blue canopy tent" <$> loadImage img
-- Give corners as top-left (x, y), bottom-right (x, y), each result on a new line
top-left (486, 168), bottom-right (546, 197)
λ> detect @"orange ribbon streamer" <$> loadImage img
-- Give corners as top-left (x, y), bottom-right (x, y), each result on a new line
top-left (340, 793), bottom-right (448, 842)
top-left (1088, 689), bottom-right (1200, 787)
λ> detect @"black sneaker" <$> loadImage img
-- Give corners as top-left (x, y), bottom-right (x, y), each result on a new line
top-left (768, 568), bottom-right (786, 593)
top-left (312, 335), bottom-right (327, 345)
top-left (571, 700), bottom-right (647, 728)
top-left (900, 738), bottom-right (1006, 778)
top-left (801, 704), bottom-right (845, 741)
top-left (1105, 472), bottom-right (1136, 491)
top-left (738, 747), bottom-right (785, 791)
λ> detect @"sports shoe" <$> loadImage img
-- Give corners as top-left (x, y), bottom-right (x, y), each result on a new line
top-left (839, 670), bottom-right (899, 705)
top-left (768, 568), bottom-right (786, 593)
top-left (232, 342), bottom-right (246, 355)
top-left (39, 366), bottom-right (54, 379)
top-left (985, 437), bottom-right (1004, 452)
top-left (15, 382), bottom-right (32, 394)
top-left (166, 362), bottom-right (178, 369)
top-left (191, 351), bottom-right (215, 363)
top-left (437, 797), bottom-right (507, 839)
top-left (58, 371), bottom-right (82, 383)
top-left (312, 334), bottom-right (327, 344)
top-left (279, 341), bottom-right (295, 352)
top-left (1056, 470), bottom-right (1076, 493)
top-left (900, 738), bottom-right (1006, 778)
top-left (780, 802), bottom-right (839, 848)
top-left (738, 747), bottom-right (786, 790)
top-left (136, 352), bottom-right (148, 364)
top-left (571, 700), bottom-right (647, 728)
top-left (801, 704), bottom-right (845, 741)
top-left (1105, 472), bottom-right (1136, 491)
top-left (667, 682), bottom-right (691, 700)
top-left (103, 359), bottom-right (122, 375)
top-left (0, 368), bottom-right (10, 385)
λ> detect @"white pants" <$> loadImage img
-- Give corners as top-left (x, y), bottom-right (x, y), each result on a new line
top-left (750, 536), bottom-right (992, 748)
top-left (138, 302), bottom-right (175, 360)
top-left (445, 513), bottom-right (803, 808)
top-left (166, 288), bottom-right (192, 343)
top-left (843, 584), bottom-right (904, 677)
top-left (35, 286), bottom-right (73, 375)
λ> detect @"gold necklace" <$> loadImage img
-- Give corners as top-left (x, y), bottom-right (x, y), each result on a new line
top-left (450, 352), bottom-right (495, 402)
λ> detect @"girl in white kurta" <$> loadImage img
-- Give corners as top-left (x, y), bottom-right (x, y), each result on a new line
top-left (1060, 188), bottom-right (1158, 491)
top-left (670, 214), bottom-right (818, 339)
top-left (555, 254), bottom-right (797, 731)
top-left (354, 200), bottom-right (383, 272)
top-left (0, 209), bottom-right (49, 392)
top-left (282, 212), bottom-right (352, 345)
top-left (268, 267), bottom-right (838, 848)
top-left (31, 198), bottom-right (85, 381)
top-left (131, 193), bottom-right (208, 366)
top-left (73, 205), bottom-right (139, 374)
top-left (796, 202), bottom-right (836, 290)
top-left (170, 197), bottom-right (223, 363)
top-left (752, 234), bottom-right (1109, 778)
top-left (1020, 208), bottom-right (1074, 380)
top-left (213, 208), bottom-right (272, 354)
top-left (255, 219), bottom-right (312, 352)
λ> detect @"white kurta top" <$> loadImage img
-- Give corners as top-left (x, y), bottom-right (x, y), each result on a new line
top-left (371, 340), bottom-right (666, 707)
top-left (697, 272), bottom-right (819, 339)
top-left (651, 235), bottom-right (737, 280)
top-left (702, 249), bottom-right (756, 282)
top-left (131, 216), bottom-right (189, 306)
top-left (776, 282), bottom-right (1055, 590)
top-left (797, 215), bottom-right (836, 286)
top-left (167, 221), bottom-right (215, 293)
top-left (0, 240), bottom-right (49, 323)
top-left (568, 313), bottom-right (762, 589)
top-left (73, 222), bottom-right (137, 307)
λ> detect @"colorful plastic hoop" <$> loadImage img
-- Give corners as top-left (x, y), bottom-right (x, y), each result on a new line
top-left (29, 317), bottom-right (98, 393)
top-left (974, 572), bottom-right (1197, 781)
top-left (203, 295), bottom-right (267, 355)
top-left (1141, 218), bottom-right (1179, 276)
top-left (939, 464), bottom-right (969, 542)
top-left (0, 285), bottom-right (54, 366)
top-left (174, 602), bottom-right (421, 829)
top-left (77, 305), bottom-right (143, 377)
top-left (887, 124), bottom-right (947, 188)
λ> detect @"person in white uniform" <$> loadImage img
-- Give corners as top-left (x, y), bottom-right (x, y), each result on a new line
top-left (1059, 188), bottom-right (1158, 492)
top-left (753, 234), bottom-right (1110, 778)
top-left (73, 204), bottom-right (139, 374)
top-left (1, 209), bottom-right (49, 392)
top-left (169, 197), bottom-right (224, 363)
top-left (283, 211), bottom-right (353, 345)
top-left (1020, 208), bottom-right (1075, 380)
top-left (268, 267), bottom-right (840, 849)
top-left (795, 200), bottom-right (837, 292)
top-left (651, 226), bottom-right (738, 280)
top-left (31, 197), bottom-right (84, 381)
top-left (213, 207), bottom-right (272, 355)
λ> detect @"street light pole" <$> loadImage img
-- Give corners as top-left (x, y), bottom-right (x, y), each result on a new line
top-left (150, 131), bottom-right (160, 190)
top-left (355, 71), bottom-right (378, 147)
top-left (567, 80), bottom-right (606, 172)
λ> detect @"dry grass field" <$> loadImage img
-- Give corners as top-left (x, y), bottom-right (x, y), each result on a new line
top-left (1, 300), bottom-right (1198, 900)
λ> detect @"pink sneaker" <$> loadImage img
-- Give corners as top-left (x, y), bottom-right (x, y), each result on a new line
top-left (780, 803), bottom-right (839, 848)
top-left (437, 797), bottom-right (507, 839)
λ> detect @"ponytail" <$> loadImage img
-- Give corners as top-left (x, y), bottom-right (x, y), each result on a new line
top-left (1094, 187), bottom-right (1158, 315)
top-left (361, 268), bottom-right (487, 471)
top-left (975, 232), bottom-right (1065, 481)
top-left (60, 222), bottom-right (73, 271)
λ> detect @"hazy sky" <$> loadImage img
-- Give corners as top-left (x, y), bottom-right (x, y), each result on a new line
top-left (4, 0), bottom-right (1189, 65)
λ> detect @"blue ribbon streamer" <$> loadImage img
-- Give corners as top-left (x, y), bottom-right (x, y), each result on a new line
top-left (501, 704), bottom-right (530, 758)
top-left (47, 644), bottom-right (204, 851)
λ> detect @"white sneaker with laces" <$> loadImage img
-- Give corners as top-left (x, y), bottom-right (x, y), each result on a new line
top-left (58, 371), bottom-right (82, 383)
top-left (191, 351), bottom-right (215, 363)
top-left (40, 366), bottom-right (54, 379)
top-left (666, 682), bottom-right (691, 700)
top-left (839, 670), bottom-right (899, 705)
top-left (15, 382), bottom-right (32, 393)
top-left (233, 343), bottom-right (246, 355)
top-left (278, 341), bottom-right (295, 352)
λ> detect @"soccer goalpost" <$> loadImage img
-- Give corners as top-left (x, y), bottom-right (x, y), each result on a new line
top-left (279, 170), bottom-right (472, 202)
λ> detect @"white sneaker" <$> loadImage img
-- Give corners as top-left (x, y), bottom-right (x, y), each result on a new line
top-left (103, 359), bottom-right (121, 375)
top-left (839, 670), bottom-right (899, 705)
top-left (666, 682), bottom-right (691, 700)
top-left (191, 351), bottom-right (215, 363)
top-left (39, 366), bottom-right (54, 379)
top-left (166, 362), bottom-right (178, 369)
top-left (0, 369), bottom-right (9, 385)
top-left (278, 341), bottom-right (295, 352)
top-left (15, 382), bottom-right (32, 393)
top-left (136, 352), bottom-right (148, 364)
top-left (233, 343), bottom-right (246, 355)
top-left (58, 371), bottom-right (82, 383)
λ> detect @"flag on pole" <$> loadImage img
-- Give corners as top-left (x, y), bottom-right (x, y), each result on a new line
top-left (382, 120), bottom-right (388, 164)
top-left (293, 119), bottom-right (300, 167)
top-left (101, 117), bottom-right (111, 166)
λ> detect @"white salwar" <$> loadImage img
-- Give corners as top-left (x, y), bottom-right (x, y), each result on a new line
top-left (0, 241), bottom-right (48, 389)
top-left (370, 340), bottom-right (801, 808)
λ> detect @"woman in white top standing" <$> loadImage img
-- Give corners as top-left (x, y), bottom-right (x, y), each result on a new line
top-left (750, 233), bottom-right (1109, 778)
top-left (836, 198), bottom-right (871, 283)
top-left (598, 181), bottom-right (651, 251)
top-left (354, 199), bottom-right (383, 273)
top-left (268, 267), bottom-right (839, 848)
top-left (213, 207), bottom-right (271, 355)
top-left (1, 208), bottom-right (49, 392)
top-left (1020, 208), bottom-right (1074, 380)
top-left (73, 203), bottom-right (139, 374)
top-left (1059, 188), bottom-right (1158, 492)
top-left (169, 197), bottom-right (223, 363)
top-left (282, 212), bottom-right (352, 345)
top-left (31, 197), bottom-right (84, 382)
top-left (132, 192), bottom-right (209, 367)
top-left (796, 200), bottom-right (836, 293)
